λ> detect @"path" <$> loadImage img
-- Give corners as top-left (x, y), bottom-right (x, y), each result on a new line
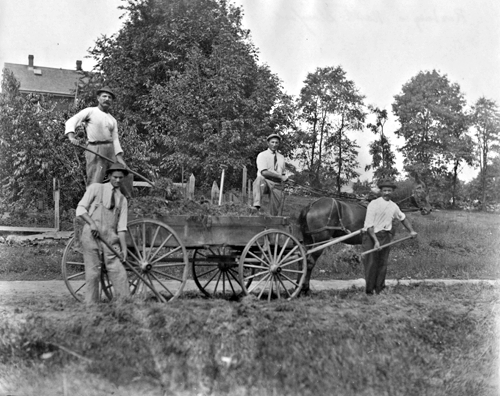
top-left (0, 279), bottom-right (497, 300)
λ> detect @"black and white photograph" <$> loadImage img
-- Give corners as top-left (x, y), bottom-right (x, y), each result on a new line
top-left (0, 0), bottom-right (499, 395)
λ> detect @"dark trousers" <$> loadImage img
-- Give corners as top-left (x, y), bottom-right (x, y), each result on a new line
top-left (361, 231), bottom-right (393, 294)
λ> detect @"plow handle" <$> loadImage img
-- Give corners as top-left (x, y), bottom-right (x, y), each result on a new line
top-left (360, 235), bottom-right (414, 256)
top-left (75, 144), bottom-right (155, 187)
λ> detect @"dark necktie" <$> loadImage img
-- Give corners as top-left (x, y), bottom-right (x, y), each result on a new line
top-left (273, 152), bottom-right (277, 171)
top-left (110, 188), bottom-right (116, 209)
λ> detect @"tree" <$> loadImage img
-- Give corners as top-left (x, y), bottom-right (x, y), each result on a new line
top-left (297, 66), bottom-right (365, 192)
top-left (392, 70), bottom-right (471, 191)
top-left (87, 0), bottom-right (288, 187)
top-left (365, 106), bottom-right (398, 181)
top-left (471, 97), bottom-right (500, 209)
top-left (0, 69), bottom-right (86, 211)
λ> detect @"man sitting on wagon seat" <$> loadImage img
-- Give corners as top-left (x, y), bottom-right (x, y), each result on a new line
top-left (253, 133), bottom-right (289, 216)
top-left (76, 162), bottom-right (130, 304)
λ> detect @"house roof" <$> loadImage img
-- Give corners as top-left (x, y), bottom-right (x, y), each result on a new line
top-left (4, 62), bottom-right (86, 97)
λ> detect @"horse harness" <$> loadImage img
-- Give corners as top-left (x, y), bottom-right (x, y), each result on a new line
top-left (306, 198), bottom-right (353, 235)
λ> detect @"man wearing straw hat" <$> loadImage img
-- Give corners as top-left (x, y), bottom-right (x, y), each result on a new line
top-left (65, 86), bottom-right (133, 198)
top-left (253, 133), bottom-right (289, 216)
top-left (362, 178), bottom-right (418, 295)
top-left (76, 162), bottom-right (130, 304)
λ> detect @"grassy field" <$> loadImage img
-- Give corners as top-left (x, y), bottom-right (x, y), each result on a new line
top-left (0, 283), bottom-right (498, 396)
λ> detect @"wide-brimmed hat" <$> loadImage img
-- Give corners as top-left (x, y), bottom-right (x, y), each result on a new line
top-left (96, 86), bottom-right (115, 99)
top-left (377, 178), bottom-right (397, 189)
top-left (266, 133), bottom-right (281, 142)
top-left (106, 162), bottom-right (129, 176)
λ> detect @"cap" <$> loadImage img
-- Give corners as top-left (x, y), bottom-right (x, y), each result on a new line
top-left (377, 178), bottom-right (397, 189)
top-left (266, 133), bottom-right (281, 142)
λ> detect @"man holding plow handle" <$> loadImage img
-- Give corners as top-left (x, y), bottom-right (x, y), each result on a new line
top-left (65, 86), bottom-right (133, 198)
top-left (362, 178), bottom-right (418, 295)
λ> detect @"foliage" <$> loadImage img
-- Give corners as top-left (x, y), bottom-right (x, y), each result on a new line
top-left (392, 70), bottom-right (472, 197)
top-left (470, 97), bottom-right (500, 209)
top-left (295, 66), bottom-right (366, 191)
top-left (86, 0), bottom-right (289, 188)
top-left (463, 156), bottom-right (500, 207)
top-left (365, 106), bottom-right (398, 180)
top-left (0, 69), bottom-right (87, 212)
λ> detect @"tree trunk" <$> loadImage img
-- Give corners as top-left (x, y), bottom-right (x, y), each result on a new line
top-left (451, 160), bottom-right (459, 207)
top-left (480, 147), bottom-right (488, 211)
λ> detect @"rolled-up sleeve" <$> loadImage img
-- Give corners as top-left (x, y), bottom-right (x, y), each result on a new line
top-left (394, 206), bottom-right (406, 222)
top-left (111, 118), bottom-right (123, 155)
top-left (363, 203), bottom-right (376, 230)
top-left (117, 198), bottom-right (128, 232)
top-left (256, 152), bottom-right (268, 174)
top-left (76, 184), bottom-right (98, 216)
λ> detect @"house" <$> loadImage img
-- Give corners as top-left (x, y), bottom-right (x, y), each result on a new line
top-left (3, 54), bottom-right (88, 110)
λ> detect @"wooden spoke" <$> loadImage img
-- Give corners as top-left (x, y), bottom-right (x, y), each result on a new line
top-left (125, 219), bottom-right (189, 302)
top-left (191, 246), bottom-right (249, 299)
top-left (61, 237), bottom-right (87, 302)
top-left (239, 229), bottom-right (307, 300)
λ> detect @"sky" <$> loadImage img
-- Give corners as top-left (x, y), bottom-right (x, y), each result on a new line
top-left (1, 0), bottom-right (499, 182)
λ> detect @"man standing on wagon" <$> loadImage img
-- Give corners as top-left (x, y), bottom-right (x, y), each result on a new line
top-left (253, 133), bottom-right (289, 216)
top-left (65, 86), bottom-right (133, 198)
top-left (362, 178), bottom-right (418, 295)
top-left (76, 162), bottom-right (130, 304)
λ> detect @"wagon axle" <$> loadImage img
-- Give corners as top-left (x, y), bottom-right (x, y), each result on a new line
top-left (140, 261), bottom-right (153, 272)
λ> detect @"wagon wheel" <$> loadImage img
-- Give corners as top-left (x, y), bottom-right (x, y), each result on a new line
top-left (125, 218), bottom-right (189, 302)
top-left (61, 237), bottom-right (141, 302)
top-left (192, 246), bottom-right (253, 298)
top-left (61, 236), bottom-right (114, 302)
top-left (239, 229), bottom-right (307, 301)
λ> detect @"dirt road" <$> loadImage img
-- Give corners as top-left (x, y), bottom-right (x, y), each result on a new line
top-left (1, 279), bottom-right (497, 300)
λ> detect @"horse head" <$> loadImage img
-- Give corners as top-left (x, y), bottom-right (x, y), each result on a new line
top-left (411, 182), bottom-right (432, 215)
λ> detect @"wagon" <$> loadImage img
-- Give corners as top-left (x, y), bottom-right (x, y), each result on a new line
top-left (61, 214), bottom-right (310, 302)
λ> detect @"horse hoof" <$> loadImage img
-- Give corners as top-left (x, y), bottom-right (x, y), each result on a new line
top-left (299, 287), bottom-right (310, 296)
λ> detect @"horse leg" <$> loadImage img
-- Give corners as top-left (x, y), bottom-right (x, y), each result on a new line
top-left (300, 250), bottom-right (322, 295)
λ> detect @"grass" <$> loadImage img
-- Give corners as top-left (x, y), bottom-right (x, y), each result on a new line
top-left (0, 283), bottom-right (498, 395)
top-left (0, 241), bottom-right (66, 281)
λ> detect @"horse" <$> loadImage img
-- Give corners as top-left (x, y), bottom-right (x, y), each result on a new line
top-left (297, 181), bottom-right (432, 294)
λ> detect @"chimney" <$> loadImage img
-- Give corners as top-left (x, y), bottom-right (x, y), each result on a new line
top-left (28, 54), bottom-right (34, 69)
top-left (76, 60), bottom-right (82, 71)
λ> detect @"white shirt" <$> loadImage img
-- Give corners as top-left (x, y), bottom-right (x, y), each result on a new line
top-left (65, 107), bottom-right (123, 155)
top-left (256, 148), bottom-right (286, 175)
top-left (76, 183), bottom-right (128, 232)
top-left (363, 197), bottom-right (406, 233)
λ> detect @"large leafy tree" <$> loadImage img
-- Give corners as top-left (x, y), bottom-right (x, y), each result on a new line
top-left (87, 0), bottom-right (287, 187)
top-left (471, 97), bottom-right (500, 209)
top-left (296, 66), bottom-right (365, 192)
top-left (365, 106), bottom-right (398, 181)
top-left (0, 69), bottom-right (86, 211)
top-left (392, 70), bottom-right (471, 191)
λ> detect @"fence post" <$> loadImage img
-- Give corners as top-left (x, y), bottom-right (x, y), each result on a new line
top-left (248, 179), bottom-right (252, 206)
top-left (211, 181), bottom-right (219, 204)
top-left (242, 166), bottom-right (247, 202)
top-left (53, 178), bottom-right (60, 231)
top-left (187, 174), bottom-right (195, 200)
